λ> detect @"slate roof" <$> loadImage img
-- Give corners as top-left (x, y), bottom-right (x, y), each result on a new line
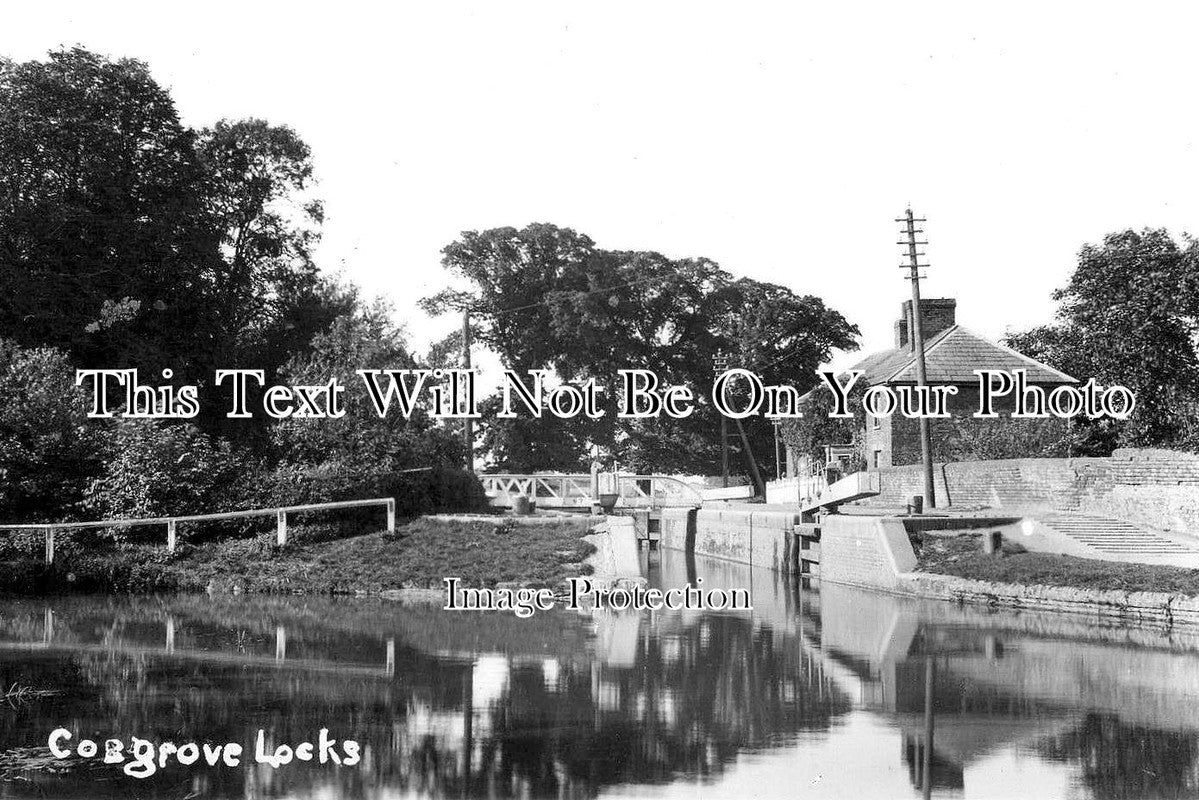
top-left (848, 325), bottom-right (1076, 385)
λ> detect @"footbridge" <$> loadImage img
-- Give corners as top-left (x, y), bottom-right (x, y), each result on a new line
top-left (799, 471), bottom-right (881, 517)
top-left (480, 473), bottom-right (708, 511)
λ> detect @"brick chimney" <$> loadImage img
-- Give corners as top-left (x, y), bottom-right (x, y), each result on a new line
top-left (894, 298), bottom-right (956, 350)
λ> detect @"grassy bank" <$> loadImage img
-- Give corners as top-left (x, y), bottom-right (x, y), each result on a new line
top-left (917, 533), bottom-right (1199, 595)
top-left (0, 517), bottom-right (597, 595)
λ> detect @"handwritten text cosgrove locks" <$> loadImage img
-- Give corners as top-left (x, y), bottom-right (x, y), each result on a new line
top-left (47, 727), bottom-right (360, 778)
top-left (75, 368), bottom-right (1137, 422)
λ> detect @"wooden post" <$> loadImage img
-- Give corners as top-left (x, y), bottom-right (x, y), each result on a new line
top-left (44, 528), bottom-right (55, 565)
top-left (386, 499), bottom-right (396, 533)
top-left (386, 637), bottom-right (395, 678)
top-left (165, 616), bottom-right (176, 654)
top-left (275, 625), bottom-right (286, 661)
top-left (166, 520), bottom-right (177, 553)
top-left (276, 510), bottom-right (287, 546)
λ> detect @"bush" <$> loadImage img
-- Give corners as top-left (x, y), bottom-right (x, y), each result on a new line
top-left (947, 417), bottom-right (1073, 461)
top-left (0, 341), bottom-right (107, 522)
top-left (84, 418), bottom-right (245, 543)
top-left (380, 466), bottom-right (489, 517)
top-left (206, 460), bottom-right (486, 542)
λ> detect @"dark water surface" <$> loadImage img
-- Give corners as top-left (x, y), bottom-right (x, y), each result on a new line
top-left (2, 548), bottom-right (1199, 799)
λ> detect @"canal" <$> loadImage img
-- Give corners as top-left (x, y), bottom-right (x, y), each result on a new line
top-left (1, 547), bottom-right (1197, 798)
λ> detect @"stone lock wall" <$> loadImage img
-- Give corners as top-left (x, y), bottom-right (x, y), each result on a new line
top-left (660, 507), bottom-right (799, 572)
top-left (817, 516), bottom-right (916, 592)
top-left (1080, 449), bottom-right (1199, 533)
top-left (866, 448), bottom-right (1199, 534)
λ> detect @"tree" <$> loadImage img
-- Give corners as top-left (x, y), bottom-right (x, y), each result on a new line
top-left (0, 341), bottom-right (108, 521)
top-left (1006, 228), bottom-right (1199, 453)
top-left (0, 48), bottom-right (217, 371)
top-left (475, 395), bottom-right (591, 473)
top-left (780, 381), bottom-right (866, 475)
top-left (424, 223), bottom-right (859, 475)
top-left (272, 299), bottom-right (462, 472)
top-left (0, 48), bottom-right (353, 445)
top-left (196, 118), bottom-right (331, 366)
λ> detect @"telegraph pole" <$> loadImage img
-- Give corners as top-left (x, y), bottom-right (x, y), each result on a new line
top-left (714, 350), bottom-right (730, 487)
top-left (461, 309), bottom-right (473, 472)
top-left (897, 208), bottom-right (936, 508)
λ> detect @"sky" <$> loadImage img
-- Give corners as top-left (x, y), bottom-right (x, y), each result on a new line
top-left (5, 2), bottom-right (1199, 371)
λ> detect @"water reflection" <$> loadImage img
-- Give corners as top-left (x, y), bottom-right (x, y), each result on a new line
top-left (0, 548), bottom-right (1198, 798)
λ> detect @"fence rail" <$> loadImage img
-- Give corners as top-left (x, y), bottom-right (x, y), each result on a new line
top-left (0, 497), bottom-right (397, 564)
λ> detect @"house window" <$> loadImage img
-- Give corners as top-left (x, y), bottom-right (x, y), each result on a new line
top-left (872, 415), bottom-right (881, 431)
top-left (873, 449), bottom-right (882, 469)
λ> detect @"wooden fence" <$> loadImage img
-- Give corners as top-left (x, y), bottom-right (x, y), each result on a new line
top-left (0, 497), bottom-right (396, 564)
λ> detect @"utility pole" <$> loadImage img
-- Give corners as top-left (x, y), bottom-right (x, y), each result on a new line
top-left (714, 350), bottom-right (730, 487)
top-left (897, 208), bottom-right (936, 508)
top-left (462, 309), bottom-right (473, 472)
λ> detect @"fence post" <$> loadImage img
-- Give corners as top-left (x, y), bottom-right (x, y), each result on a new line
top-left (167, 520), bottom-right (177, 553)
top-left (276, 510), bottom-right (287, 546)
top-left (44, 528), bottom-right (55, 565)
top-left (386, 499), bottom-right (396, 533)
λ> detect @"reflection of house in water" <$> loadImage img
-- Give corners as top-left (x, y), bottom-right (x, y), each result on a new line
top-left (0, 592), bottom-right (860, 799)
top-left (6, 567), bottom-right (1199, 799)
top-left (803, 577), bottom-right (1199, 798)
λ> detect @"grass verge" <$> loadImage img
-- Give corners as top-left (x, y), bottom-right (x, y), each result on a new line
top-left (917, 533), bottom-right (1199, 595)
top-left (0, 517), bottom-right (596, 595)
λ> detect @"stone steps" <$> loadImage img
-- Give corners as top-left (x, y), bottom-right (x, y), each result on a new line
top-left (1038, 513), bottom-right (1199, 556)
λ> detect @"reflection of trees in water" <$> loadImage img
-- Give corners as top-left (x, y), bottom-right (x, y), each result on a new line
top-left (425, 614), bottom-right (853, 798)
top-left (1039, 714), bottom-right (1199, 800)
top-left (0, 611), bottom-right (851, 799)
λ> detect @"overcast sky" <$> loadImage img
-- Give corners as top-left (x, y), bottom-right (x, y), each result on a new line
top-left (6, 3), bottom-right (1199, 370)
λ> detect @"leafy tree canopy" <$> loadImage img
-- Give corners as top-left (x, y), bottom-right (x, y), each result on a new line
top-left (0, 49), bottom-right (340, 383)
top-left (424, 223), bottom-right (860, 475)
top-left (1006, 228), bottom-right (1199, 453)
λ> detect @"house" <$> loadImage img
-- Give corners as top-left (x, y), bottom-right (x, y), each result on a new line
top-left (827, 298), bottom-right (1075, 470)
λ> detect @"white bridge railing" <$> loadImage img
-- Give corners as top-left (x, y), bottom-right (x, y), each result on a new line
top-left (480, 473), bottom-right (704, 509)
top-left (0, 497), bottom-right (396, 564)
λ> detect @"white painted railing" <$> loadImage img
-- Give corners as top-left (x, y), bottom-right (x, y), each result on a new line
top-left (480, 473), bottom-right (703, 509)
top-left (0, 497), bottom-right (397, 564)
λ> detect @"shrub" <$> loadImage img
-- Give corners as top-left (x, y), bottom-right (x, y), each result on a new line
top-left (379, 466), bottom-right (489, 517)
top-left (947, 417), bottom-right (1073, 461)
top-left (215, 461), bottom-right (489, 541)
top-left (84, 418), bottom-right (244, 543)
top-left (0, 341), bottom-right (107, 522)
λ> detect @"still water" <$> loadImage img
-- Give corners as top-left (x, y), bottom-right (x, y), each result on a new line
top-left (2, 548), bottom-right (1199, 799)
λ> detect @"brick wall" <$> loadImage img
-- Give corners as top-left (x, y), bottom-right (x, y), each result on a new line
top-left (886, 386), bottom-right (1069, 467)
top-left (895, 298), bottom-right (957, 349)
top-left (866, 448), bottom-right (1199, 533)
